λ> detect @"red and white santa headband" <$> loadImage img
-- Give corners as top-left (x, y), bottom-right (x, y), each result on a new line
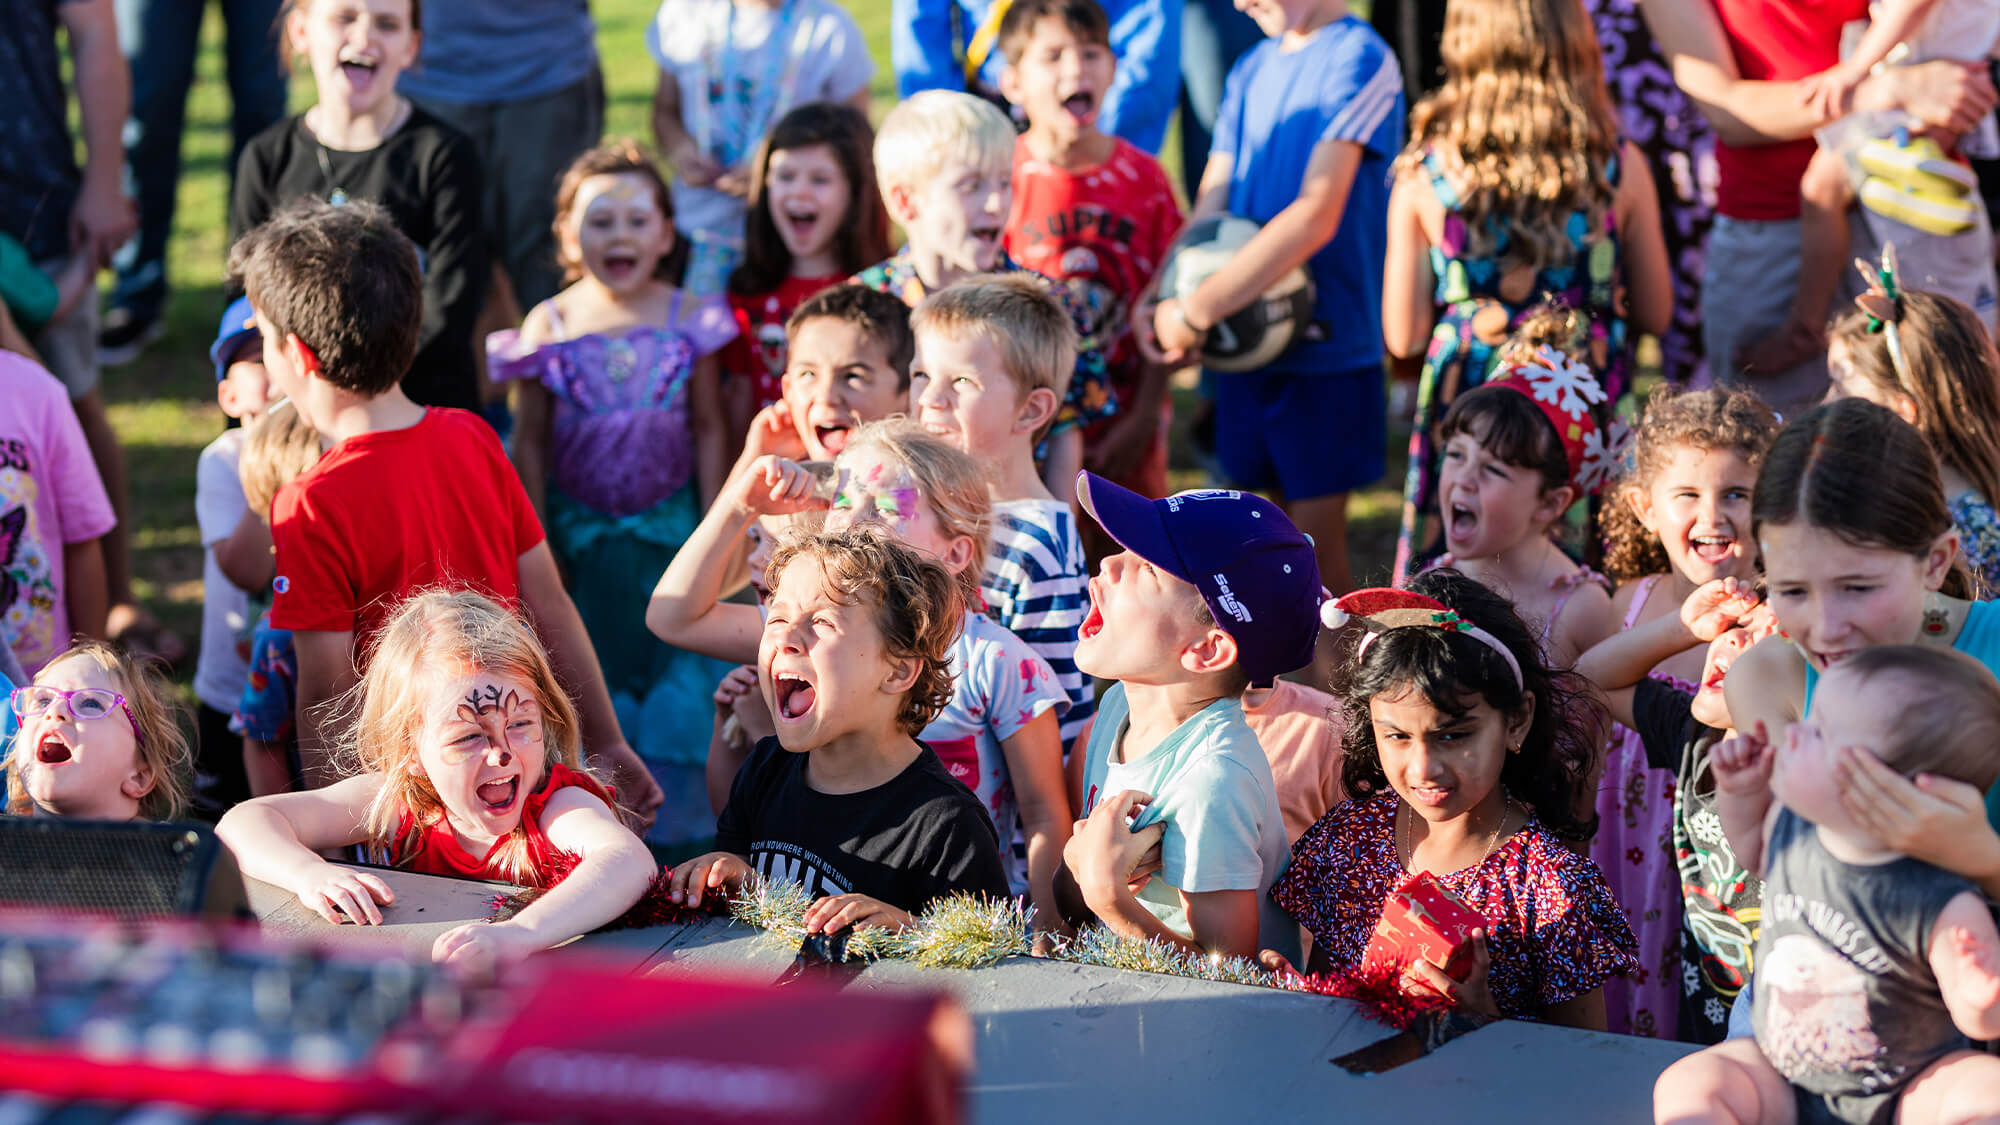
top-left (1320, 588), bottom-right (1524, 691)
top-left (1488, 346), bottom-right (1618, 497)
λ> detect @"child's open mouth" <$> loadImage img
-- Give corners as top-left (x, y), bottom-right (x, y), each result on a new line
top-left (1408, 785), bottom-right (1454, 808)
top-left (782, 206), bottom-right (821, 243)
top-left (1080, 586), bottom-right (1105, 641)
top-left (1060, 91), bottom-right (1096, 119)
top-left (339, 56), bottom-right (379, 93)
top-left (774, 672), bottom-right (817, 721)
top-left (35, 735), bottom-right (72, 765)
top-left (1447, 502), bottom-right (1478, 541)
top-left (968, 225), bottom-right (1003, 254)
top-left (815, 424), bottom-right (851, 455)
top-left (601, 250), bottom-right (641, 280)
top-left (1690, 534), bottom-right (1736, 565)
top-left (476, 776), bottom-right (520, 813)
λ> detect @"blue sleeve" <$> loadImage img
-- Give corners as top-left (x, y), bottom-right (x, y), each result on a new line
top-left (893, 0), bottom-right (966, 97)
top-left (1209, 50), bottom-right (1252, 164)
top-left (1097, 0), bottom-right (1184, 155)
top-left (1318, 37), bottom-right (1405, 159)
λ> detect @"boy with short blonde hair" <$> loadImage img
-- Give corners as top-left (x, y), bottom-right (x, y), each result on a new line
top-left (909, 275), bottom-right (1095, 766)
top-left (855, 90), bottom-right (1113, 504)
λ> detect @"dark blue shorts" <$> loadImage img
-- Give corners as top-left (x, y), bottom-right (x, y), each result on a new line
top-left (1210, 362), bottom-right (1387, 500)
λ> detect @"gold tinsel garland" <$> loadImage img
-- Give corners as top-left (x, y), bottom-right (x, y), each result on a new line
top-left (727, 876), bottom-right (1279, 984)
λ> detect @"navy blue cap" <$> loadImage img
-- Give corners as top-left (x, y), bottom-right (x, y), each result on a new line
top-left (210, 296), bottom-right (260, 382)
top-left (1076, 471), bottom-right (1322, 684)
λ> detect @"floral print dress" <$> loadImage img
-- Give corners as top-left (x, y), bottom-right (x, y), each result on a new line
top-left (1394, 149), bottom-right (1634, 583)
top-left (1272, 793), bottom-right (1638, 1020)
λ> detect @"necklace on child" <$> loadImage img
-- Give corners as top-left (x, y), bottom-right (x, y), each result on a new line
top-left (1397, 793), bottom-right (1512, 875)
top-left (309, 100), bottom-right (412, 206)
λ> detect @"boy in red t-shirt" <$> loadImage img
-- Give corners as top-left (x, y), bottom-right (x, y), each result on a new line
top-left (227, 199), bottom-right (663, 825)
top-left (1000, 0), bottom-right (1183, 512)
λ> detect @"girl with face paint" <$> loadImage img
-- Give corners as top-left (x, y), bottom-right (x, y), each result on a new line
top-left (216, 590), bottom-right (655, 969)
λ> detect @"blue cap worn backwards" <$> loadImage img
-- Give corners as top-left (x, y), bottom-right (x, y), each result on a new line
top-left (1075, 471), bottom-right (1323, 684)
top-left (210, 296), bottom-right (260, 382)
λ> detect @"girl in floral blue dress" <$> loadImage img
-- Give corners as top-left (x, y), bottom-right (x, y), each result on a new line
top-left (1381, 0), bottom-right (1674, 582)
top-left (489, 142), bottom-right (734, 854)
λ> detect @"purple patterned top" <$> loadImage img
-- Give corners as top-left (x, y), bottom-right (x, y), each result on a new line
top-left (488, 293), bottom-right (736, 517)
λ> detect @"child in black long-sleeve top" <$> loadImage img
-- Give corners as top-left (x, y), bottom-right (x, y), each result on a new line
top-left (230, 0), bottom-right (487, 413)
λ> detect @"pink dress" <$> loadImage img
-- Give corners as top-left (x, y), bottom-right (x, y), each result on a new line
top-left (1592, 574), bottom-right (1683, 1039)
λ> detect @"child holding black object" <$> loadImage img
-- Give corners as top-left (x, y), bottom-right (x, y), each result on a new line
top-left (669, 529), bottom-right (1010, 932)
top-left (1270, 572), bottom-right (1635, 1029)
top-left (1062, 473), bottom-right (1315, 961)
top-left (1578, 577), bottom-right (1778, 1044)
top-left (1655, 647), bottom-right (2000, 1125)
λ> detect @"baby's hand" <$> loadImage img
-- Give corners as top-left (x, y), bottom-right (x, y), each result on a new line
top-left (667, 851), bottom-right (750, 908)
top-left (804, 893), bottom-right (914, 935)
top-left (1681, 577), bottom-right (1762, 642)
top-left (732, 456), bottom-right (830, 518)
top-left (432, 919), bottom-right (542, 972)
top-left (1711, 721), bottom-right (1776, 795)
top-left (298, 865), bottom-right (395, 926)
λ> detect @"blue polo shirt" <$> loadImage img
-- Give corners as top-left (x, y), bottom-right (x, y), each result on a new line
top-left (1211, 17), bottom-right (1404, 374)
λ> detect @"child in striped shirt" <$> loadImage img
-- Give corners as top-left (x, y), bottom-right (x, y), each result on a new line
top-left (908, 276), bottom-right (1094, 758)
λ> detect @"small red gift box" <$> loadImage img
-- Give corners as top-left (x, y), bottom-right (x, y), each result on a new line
top-left (1362, 871), bottom-right (1490, 979)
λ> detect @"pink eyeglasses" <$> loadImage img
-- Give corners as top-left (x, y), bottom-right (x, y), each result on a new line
top-left (9, 686), bottom-right (145, 745)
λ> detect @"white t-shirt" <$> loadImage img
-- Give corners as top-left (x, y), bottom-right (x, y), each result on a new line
top-left (919, 611), bottom-right (1069, 896)
top-left (646, 0), bottom-right (874, 243)
top-left (194, 430), bottom-right (251, 714)
top-left (1081, 682), bottom-right (1298, 961)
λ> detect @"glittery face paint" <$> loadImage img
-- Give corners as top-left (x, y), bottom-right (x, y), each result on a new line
top-left (826, 446), bottom-right (964, 566)
top-left (568, 172), bottom-right (673, 292)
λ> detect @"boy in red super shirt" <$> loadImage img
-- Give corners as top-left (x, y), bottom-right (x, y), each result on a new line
top-left (1000, 0), bottom-right (1183, 507)
top-left (228, 199), bottom-right (662, 824)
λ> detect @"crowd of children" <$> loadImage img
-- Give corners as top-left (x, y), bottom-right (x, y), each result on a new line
top-left (6, 0), bottom-right (2000, 1116)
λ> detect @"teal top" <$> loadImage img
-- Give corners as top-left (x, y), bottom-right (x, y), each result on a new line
top-left (1802, 599), bottom-right (2000, 832)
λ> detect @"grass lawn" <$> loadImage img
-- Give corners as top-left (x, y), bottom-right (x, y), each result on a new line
top-left (103, 0), bottom-right (1406, 685)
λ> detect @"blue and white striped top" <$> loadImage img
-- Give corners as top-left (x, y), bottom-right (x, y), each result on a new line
top-left (980, 499), bottom-right (1095, 752)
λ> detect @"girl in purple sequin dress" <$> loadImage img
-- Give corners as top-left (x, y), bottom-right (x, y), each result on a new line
top-left (488, 142), bottom-right (736, 854)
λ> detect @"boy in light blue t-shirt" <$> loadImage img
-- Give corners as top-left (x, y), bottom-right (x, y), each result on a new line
top-left (1060, 472), bottom-right (1321, 961)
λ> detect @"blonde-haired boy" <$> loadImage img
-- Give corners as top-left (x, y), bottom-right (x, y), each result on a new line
top-left (908, 274), bottom-right (1095, 763)
top-left (855, 90), bottom-right (1113, 506)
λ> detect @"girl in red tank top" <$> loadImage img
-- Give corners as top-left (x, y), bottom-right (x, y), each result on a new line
top-left (216, 589), bottom-right (657, 968)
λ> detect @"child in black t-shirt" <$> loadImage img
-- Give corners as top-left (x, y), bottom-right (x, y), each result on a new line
top-left (668, 525), bottom-right (1010, 931)
top-left (1578, 577), bottom-right (1776, 1045)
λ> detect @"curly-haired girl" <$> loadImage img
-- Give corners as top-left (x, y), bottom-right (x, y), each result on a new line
top-left (1590, 386), bottom-right (1778, 1038)
top-left (668, 527), bottom-right (1011, 934)
top-left (1383, 0), bottom-right (1673, 581)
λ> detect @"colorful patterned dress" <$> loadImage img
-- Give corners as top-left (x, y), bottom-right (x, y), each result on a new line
top-left (1594, 574), bottom-right (1685, 1039)
top-left (488, 293), bottom-right (737, 853)
top-left (1394, 149), bottom-right (1634, 582)
top-left (1272, 792), bottom-right (1638, 1020)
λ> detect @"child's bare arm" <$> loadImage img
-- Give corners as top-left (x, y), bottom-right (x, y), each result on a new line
top-left (1381, 173), bottom-right (1436, 360)
top-left (1712, 724), bottom-right (1778, 876)
top-left (998, 709), bottom-right (1074, 935)
top-left (291, 628), bottom-right (358, 789)
top-left (433, 786), bottom-right (656, 966)
top-left (517, 543), bottom-right (663, 829)
top-left (1549, 581), bottom-right (1616, 668)
top-left (646, 455), bottom-right (825, 662)
top-left (215, 775), bottom-right (384, 922)
top-left (212, 507), bottom-right (275, 594)
top-left (690, 352), bottom-right (726, 511)
top-left (1929, 890), bottom-right (2000, 1040)
top-left (1577, 608), bottom-right (1705, 694)
top-left (1723, 635), bottom-right (1808, 743)
top-left (242, 738), bottom-right (294, 798)
top-left (61, 536), bottom-right (108, 641)
top-left (1807, 0), bottom-right (1945, 120)
top-left (1613, 147), bottom-right (1675, 338)
top-left (706, 665), bottom-right (762, 814)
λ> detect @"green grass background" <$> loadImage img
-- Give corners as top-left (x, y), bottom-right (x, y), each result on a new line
top-left (101, 0), bottom-right (1403, 673)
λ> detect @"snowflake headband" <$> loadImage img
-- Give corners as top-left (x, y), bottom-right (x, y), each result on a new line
top-left (1488, 346), bottom-right (1616, 496)
top-left (1854, 243), bottom-right (1912, 387)
top-left (1320, 588), bottom-right (1524, 691)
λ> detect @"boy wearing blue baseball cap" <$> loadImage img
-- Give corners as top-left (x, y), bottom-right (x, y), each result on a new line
top-left (191, 295), bottom-right (284, 817)
top-left (1058, 470), bottom-right (1318, 961)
